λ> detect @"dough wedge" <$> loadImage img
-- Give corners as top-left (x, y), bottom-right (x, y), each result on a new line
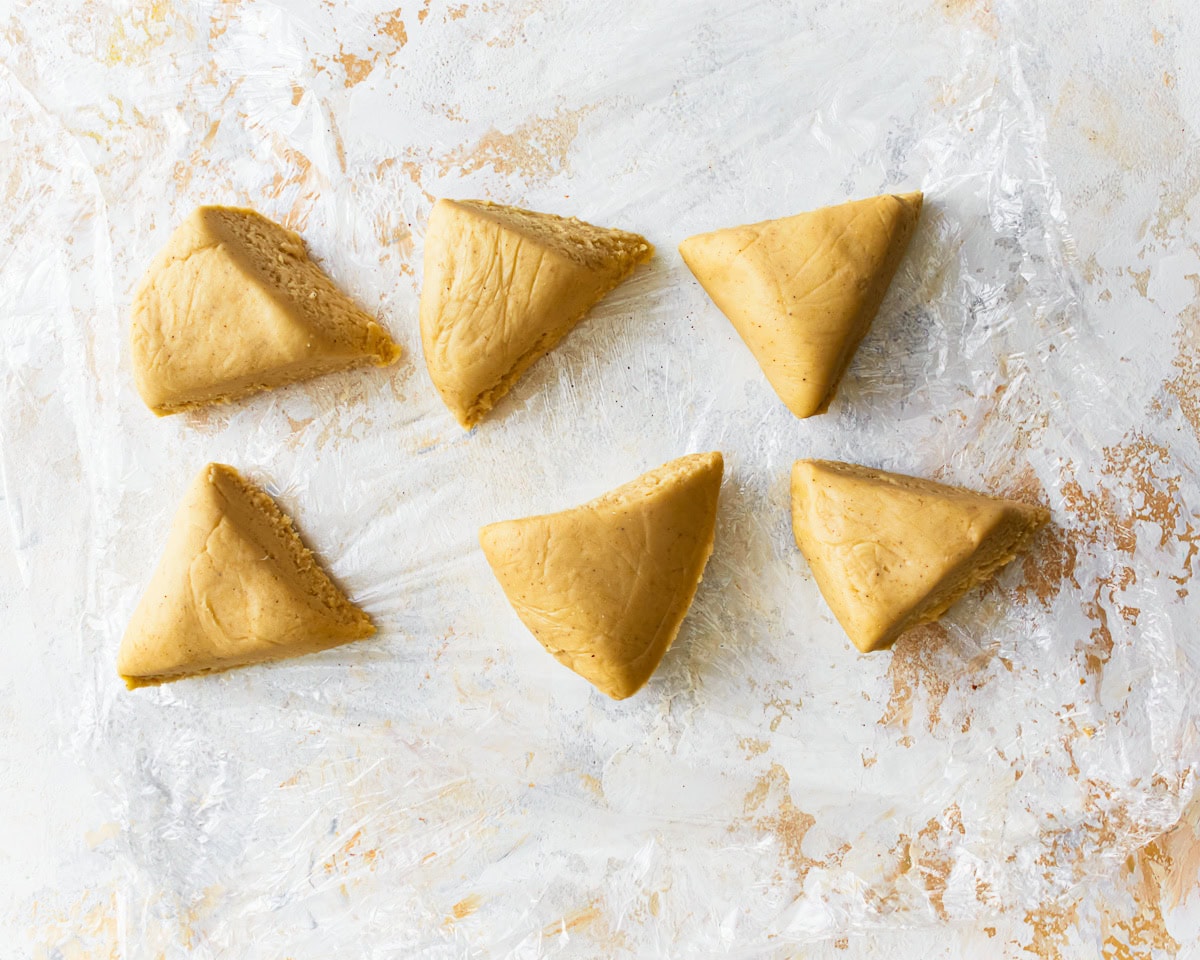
top-left (790, 459), bottom-right (1049, 652)
top-left (118, 463), bottom-right (374, 687)
top-left (131, 205), bottom-right (400, 415)
top-left (420, 199), bottom-right (653, 427)
top-left (480, 452), bottom-right (723, 699)
top-left (680, 192), bottom-right (922, 418)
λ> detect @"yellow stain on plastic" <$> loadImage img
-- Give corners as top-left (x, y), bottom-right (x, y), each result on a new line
top-left (436, 104), bottom-right (595, 183)
top-left (104, 0), bottom-right (173, 66)
top-left (377, 8), bottom-right (408, 45)
top-left (29, 891), bottom-right (120, 960)
top-left (446, 894), bottom-right (482, 924)
top-left (83, 821), bottom-right (121, 849)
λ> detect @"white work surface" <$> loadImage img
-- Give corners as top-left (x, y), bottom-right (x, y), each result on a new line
top-left (4, 0), bottom-right (1200, 957)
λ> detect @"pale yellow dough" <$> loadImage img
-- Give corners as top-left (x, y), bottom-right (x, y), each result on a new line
top-left (131, 206), bottom-right (400, 415)
top-left (118, 463), bottom-right (375, 688)
top-left (790, 459), bottom-right (1049, 653)
top-left (419, 199), bottom-right (653, 428)
top-left (679, 192), bottom-right (923, 419)
top-left (479, 452), bottom-right (723, 700)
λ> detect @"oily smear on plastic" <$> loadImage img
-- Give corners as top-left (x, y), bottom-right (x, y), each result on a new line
top-left (1, 0), bottom-right (1199, 955)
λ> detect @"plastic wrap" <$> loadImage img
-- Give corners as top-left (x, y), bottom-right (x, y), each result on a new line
top-left (2, 0), bottom-right (1199, 954)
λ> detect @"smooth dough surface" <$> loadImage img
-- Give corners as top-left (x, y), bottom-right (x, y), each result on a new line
top-left (790, 459), bottom-right (1049, 652)
top-left (679, 192), bottom-right (922, 419)
top-left (420, 198), bottom-right (653, 428)
top-left (131, 205), bottom-right (400, 415)
top-left (117, 463), bottom-right (375, 687)
top-left (479, 452), bottom-right (723, 699)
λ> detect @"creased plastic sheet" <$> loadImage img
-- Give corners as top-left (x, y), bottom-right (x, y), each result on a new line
top-left (2, 0), bottom-right (1199, 955)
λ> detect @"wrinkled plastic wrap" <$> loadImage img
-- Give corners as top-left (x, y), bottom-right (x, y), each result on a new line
top-left (3, 0), bottom-right (1200, 954)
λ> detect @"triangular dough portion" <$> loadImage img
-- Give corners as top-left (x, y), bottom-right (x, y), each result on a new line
top-left (479, 452), bottom-right (723, 699)
top-left (118, 463), bottom-right (375, 687)
top-left (420, 199), bottom-right (653, 428)
top-left (679, 192), bottom-right (922, 419)
top-left (131, 206), bottom-right (400, 415)
top-left (790, 460), bottom-right (1049, 652)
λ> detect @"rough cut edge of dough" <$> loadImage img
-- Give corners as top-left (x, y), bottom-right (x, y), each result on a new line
top-left (448, 199), bottom-right (654, 269)
top-left (867, 501), bottom-right (1050, 653)
top-left (204, 206), bottom-right (400, 363)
